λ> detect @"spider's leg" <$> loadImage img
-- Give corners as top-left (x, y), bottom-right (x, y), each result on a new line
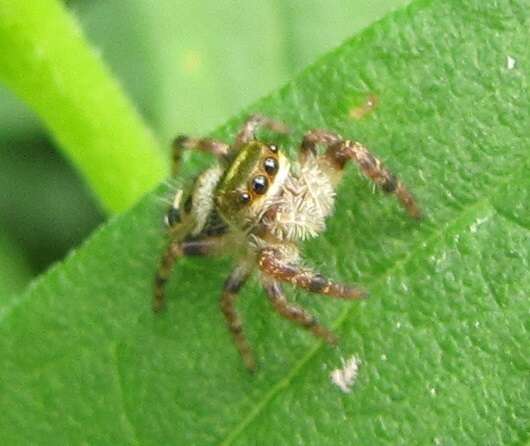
top-left (263, 280), bottom-right (337, 345)
top-left (300, 130), bottom-right (421, 219)
top-left (300, 129), bottom-right (342, 162)
top-left (172, 135), bottom-right (230, 176)
top-left (258, 248), bottom-right (366, 299)
top-left (153, 237), bottom-right (219, 312)
top-left (235, 114), bottom-right (289, 148)
top-left (220, 265), bottom-right (255, 371)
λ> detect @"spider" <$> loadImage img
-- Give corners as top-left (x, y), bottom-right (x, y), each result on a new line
top-left (154, 115), bottom-right (420, 371)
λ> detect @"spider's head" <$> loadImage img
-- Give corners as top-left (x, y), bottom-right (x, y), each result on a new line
top-left (215, 141), bottom-right (290, 229)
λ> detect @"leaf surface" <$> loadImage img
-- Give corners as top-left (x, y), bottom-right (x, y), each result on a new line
top-left (1, 0), bottom-right (529, 444)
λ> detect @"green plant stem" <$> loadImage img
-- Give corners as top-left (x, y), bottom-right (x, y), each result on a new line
top-left (0, 0), bottom-right (167, 213)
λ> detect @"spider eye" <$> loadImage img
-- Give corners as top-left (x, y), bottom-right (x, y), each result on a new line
top-left (165, 207), bottom-right (181, 227)
top-left (269, 144), bottom-right (278, 153)
top-left (263, 157), bottom-right (278, 175)
top-left (251, 175), bottom-right (268, 194)
top-left (239, 192), bottom-right (251, 204)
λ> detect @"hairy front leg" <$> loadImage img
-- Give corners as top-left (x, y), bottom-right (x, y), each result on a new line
top-left (235, 114), bottom-right (289, 148)
top-left (171, 135), bottom-right (230, 176)
top-left (258, 248), bottom-right (366, 299)
top-left (220, 265), bottom-right (255, 371)
top-left (264, 280), bottom-right (337, 345)
top-left (153, 238), bottom-right (219, 312)
top-left (301, 130), bottom-right (421, 218)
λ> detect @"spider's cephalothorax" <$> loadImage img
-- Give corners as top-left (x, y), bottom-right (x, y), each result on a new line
top-left (215, 140), bottom-right (291, 231)
top-left (154, 115), bottom-right (420, 371)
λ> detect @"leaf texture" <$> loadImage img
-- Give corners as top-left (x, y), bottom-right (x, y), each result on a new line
top-left (1, 0), bottom-right (529, 444)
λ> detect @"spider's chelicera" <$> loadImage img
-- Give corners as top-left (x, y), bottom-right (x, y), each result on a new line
top-left (154, 115), bottom-right (420, 371)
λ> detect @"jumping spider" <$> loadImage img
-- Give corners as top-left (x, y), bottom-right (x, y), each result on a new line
top-left (154, 115), bottom-right (420, 371)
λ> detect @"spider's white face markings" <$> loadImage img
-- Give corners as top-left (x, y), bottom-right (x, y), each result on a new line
top-left (262, 155), bottom-right (336, 241)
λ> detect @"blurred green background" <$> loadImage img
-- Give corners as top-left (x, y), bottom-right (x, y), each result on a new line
top-left (0, 0), bottom-right (410, 294)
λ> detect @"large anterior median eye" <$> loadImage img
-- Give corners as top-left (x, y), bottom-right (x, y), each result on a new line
top-left (263, 157), bottom-right (278, 175)
top-left (251, 175), bottom-right (268, 194)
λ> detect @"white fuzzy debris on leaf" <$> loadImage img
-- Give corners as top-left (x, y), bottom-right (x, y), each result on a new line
top-left (330, 355), bottom-right (361, 393)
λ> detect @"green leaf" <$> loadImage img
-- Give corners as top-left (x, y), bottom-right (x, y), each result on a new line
top-left (0, 0), bottom-right (167, 213)
top-left (0, 230), bottom-right (31, 299)
top-left (1, 0), bottom-right (529, 444)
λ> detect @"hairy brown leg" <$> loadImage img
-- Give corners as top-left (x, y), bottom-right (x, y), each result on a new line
top-left (301, 130), bottom-right (421, 219)
top-left (258, 248), bottom-right (366, 299)
top-left (264, 280), bottom-right (337, 345)
top-left (235, 114), bottom-right (289, 148)
top-left (171, 135), bottom-right (230, 176)
top-left (220, 265), bottom-right (255, 371)
top-left (153, 238), bottom-right (219, 312)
